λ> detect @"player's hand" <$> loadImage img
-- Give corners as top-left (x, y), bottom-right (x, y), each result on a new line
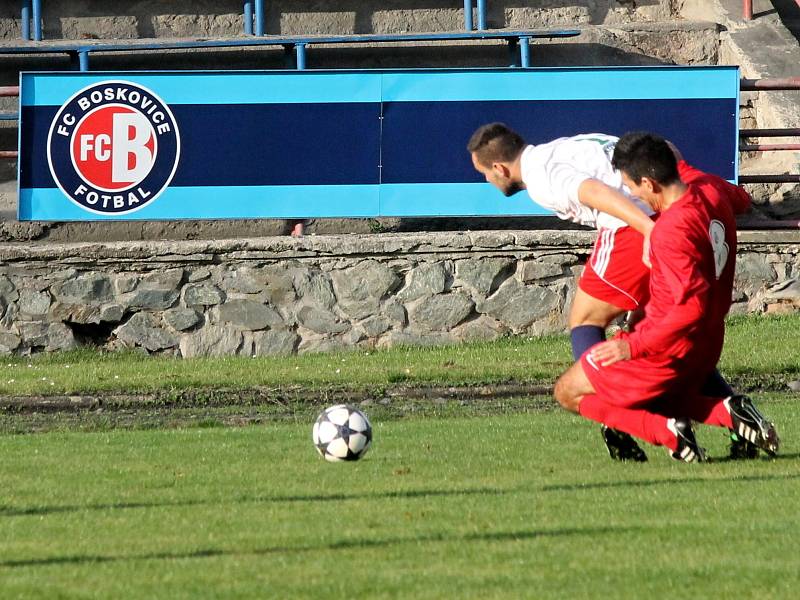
top-left (590, 339), bottom-right (631, 367)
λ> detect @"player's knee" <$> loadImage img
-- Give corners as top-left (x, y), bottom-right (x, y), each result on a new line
top-left (553, 376), bottom-right (580, 414)
top-left (569, 291), bottom-right (624, 330)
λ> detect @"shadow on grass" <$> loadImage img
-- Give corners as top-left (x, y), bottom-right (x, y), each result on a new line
top-left (0, 486), bottom-right (506, 519)
top-left (0, 525), bottom-right (640, 569)
top-left (713, 452), bottom-right (800, 464)
top-left (541, 470), bottom-right (800, 492)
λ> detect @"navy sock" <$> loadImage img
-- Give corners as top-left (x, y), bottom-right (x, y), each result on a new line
top-left (700, 369), bottom-right (734, 398)
top-left (570, 325), bottom-right (606, 361)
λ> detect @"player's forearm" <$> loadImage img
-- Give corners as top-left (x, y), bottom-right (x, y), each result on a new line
top-left (578, 179), bottom-right (654, 236)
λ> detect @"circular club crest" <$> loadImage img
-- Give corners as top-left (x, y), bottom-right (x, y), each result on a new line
top-left (47, 80), bottom-right (180, 215)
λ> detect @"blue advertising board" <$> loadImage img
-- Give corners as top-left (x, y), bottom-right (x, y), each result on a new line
top-left (18, 66), bottom-right (740, 221)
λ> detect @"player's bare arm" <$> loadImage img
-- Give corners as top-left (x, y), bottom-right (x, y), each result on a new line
top-left (577, 179), bottom-right (655, 238)
top-left (578, 178), bottom-right (655, 267)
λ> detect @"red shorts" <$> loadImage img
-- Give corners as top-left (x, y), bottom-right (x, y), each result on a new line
top-left (581, 349), bottom-right (709, 408)
top-left (579, 226), bottom-right (650, 311)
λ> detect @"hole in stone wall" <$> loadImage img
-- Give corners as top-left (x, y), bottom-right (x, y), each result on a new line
top-left (488, 262), bottom-right (516, 296)
top-left (66, 321), bottom-right (117, 347)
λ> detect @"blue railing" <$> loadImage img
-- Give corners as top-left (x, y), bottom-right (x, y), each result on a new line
top-left (1, 28), bottom-right (580, 71)
top-left (19, 1), bottom-right (492, 41)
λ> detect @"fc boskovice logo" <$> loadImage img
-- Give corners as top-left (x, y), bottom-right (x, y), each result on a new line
top-left (47, 80), bottom-right (180, 215)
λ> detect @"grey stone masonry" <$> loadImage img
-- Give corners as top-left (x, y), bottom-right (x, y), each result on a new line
top-left (0, 230), bottom-right (796, 356)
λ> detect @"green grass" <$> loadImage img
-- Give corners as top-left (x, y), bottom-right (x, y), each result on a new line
top-left (0, 314), bottom-right (797, 596)
top-left (0, 397), bottom-right (797, 599)
top-left (0, 314), bottom-right (797, 396)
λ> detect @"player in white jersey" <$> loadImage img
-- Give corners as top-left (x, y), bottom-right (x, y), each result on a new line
top-left (467, 123), bottom-right (655, 362)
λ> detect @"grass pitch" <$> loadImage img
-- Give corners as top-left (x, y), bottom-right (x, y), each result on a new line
top-left (1, 398), bottom-right (797, 599)
top-left (0, 314), bottom-right (798, 597)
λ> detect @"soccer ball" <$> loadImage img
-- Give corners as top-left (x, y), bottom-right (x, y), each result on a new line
top-left (312, 404), bottom-right (372, 462)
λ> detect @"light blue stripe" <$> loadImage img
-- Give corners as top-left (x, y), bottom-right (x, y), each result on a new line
top-left (21, 66), bottom-right (739, 107)
top-left (21, 72), bottom-right (382, 106)
top-left (381, 67), bottom-right (740, 102)
top-left (379, 183), bottom-right (553, 217)
top-left (19, 183), bottom-right (554, 220)
top-left (18, 186), bottom-right (380, 221)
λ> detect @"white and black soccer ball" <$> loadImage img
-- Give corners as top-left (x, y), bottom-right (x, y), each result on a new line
top-left (312, 404), bottom-right (372, 462)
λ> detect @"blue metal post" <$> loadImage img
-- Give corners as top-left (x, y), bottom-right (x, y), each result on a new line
top-left (78, 50), bottom-right (90, 72)
top-left (463, 0), bottom-right (473, 31)
top-left (32, 0), bottom-right (42, 40)
top-left (476, 0), bottom-right (486, 30)
top-left (295, 43), bottom-right (306, 70)
top-left (254, 0), bottom-right (265, 36)
top-left (519, 37), bottom-right (530, 68)
top-left (243, 0), bottom-right (253, 35)
top-left (21, 0), bottom-right (31, 40)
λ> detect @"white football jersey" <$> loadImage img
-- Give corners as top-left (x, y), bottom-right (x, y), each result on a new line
top-left (520, 133), bottom-right (654, 231)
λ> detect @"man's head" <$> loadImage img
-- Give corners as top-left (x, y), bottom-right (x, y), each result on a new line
top-left (467, 123), bottom-right (526, 196)
top-left (611, 132), bottom-right (681, 210)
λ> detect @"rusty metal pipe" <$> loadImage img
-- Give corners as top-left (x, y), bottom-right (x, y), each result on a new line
top-left (741, 77), bottom-right (800, 90)
top-left (742, 0), bottom-right (753, 20)
top-left (739, 174), bottom-right (800, 184)
top-left (739, 219), bottom-right (800, 230)
top-left (740, 128), bottom-right (800, 137)
top-left (740, 143), bottom-right (800, 151)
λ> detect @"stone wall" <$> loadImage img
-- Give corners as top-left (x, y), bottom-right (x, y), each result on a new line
top-left (0, 230), bottom-right (797, 357)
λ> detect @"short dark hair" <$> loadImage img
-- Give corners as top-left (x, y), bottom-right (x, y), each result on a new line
top-left (611, 131), bottom-right (680, 186)
top-left (467, 122), bottom-right (526, 167)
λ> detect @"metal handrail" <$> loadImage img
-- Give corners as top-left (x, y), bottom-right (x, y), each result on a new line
top-left (740, 143), bottom-right (800, 151)
top-left (738, 77), bottom-right (800, 185)
top-left (743, 0), bottom-right (800, 20)
top-left (740, 128), bottom-right (800, 137)
top-left (0, 29), bottom-right (578, 71)
top-left (18, 1), bottom-right (490, 40)
top-left (741, 77), bottom-right (800, 90)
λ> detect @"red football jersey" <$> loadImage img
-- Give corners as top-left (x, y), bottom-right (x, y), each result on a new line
top-left (622, 161), bottom-right (751, 368)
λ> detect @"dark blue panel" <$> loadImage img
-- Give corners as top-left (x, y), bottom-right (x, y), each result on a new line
top-left (21, 103), bottom-right (381, 188)
top-left (21, 98), bottom-right (736, 190)
top-left (380, 99), bottom-right (737, 184)
top-left (18, 106), bottom-right (58, 190)
top-left (170, 104), bottom-right (380, 186)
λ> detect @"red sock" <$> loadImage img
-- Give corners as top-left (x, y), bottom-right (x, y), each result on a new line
top-left (658, 394), bottom-right (733, 429)
top-left (579, 394), bottom-right (677, 450)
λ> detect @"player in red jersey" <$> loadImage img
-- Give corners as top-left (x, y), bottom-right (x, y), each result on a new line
top-left (553, 132), bottom-right (780, 462)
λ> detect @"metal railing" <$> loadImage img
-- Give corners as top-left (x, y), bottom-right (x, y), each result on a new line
top-left (0, 86), bottom-right (20, 159)
top-left (18, 1), bottom-right (490, 41)
top-left (1, 29), bottom-right (578, 72)
top-left (743, 0), bottom-right (800, 20)
top-left (738, 77), bottom-right (800, 184)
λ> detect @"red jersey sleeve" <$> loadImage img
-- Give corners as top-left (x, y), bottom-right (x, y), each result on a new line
top-left (678, 160), bottom-right (751, 215)
top-left (624, 223), bottom-right (708, 359)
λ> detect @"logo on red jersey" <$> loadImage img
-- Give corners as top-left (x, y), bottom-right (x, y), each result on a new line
top-left (709, 219), bottom-right (729, 279)
top-left (47, 81), bottom-right (180, 215)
